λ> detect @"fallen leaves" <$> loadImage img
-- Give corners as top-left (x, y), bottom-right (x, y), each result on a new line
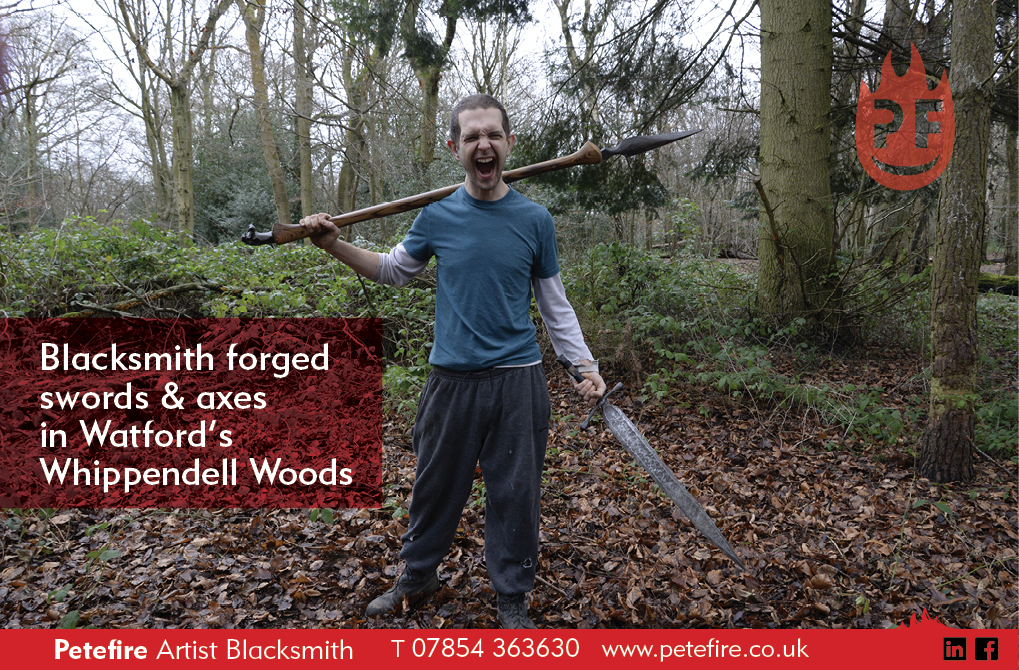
top-left (1, 349), bottom-right (1016, 630)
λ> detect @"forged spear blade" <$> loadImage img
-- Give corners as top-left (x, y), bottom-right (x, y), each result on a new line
top-left (600, 129), bottom-right (702, 159)
top-left (601, 402), bottom-right (746, 570)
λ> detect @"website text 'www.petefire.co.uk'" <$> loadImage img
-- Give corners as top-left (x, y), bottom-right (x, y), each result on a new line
top-left (603, 637), bottom-right (809, 661)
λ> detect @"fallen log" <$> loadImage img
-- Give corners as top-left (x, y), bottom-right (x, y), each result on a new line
top-left (978, 273), bottom-right (1018, 296)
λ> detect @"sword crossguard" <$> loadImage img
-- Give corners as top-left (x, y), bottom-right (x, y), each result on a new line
top-left (579, 382), bottom-right (623, 429)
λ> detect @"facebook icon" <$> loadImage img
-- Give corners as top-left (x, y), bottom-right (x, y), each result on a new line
top-left (943, 638), bottom-right (967, 661)
top-left (975, 638), bottom-right (999, 661)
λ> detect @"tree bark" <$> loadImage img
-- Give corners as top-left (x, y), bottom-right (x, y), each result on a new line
top-left (199, 43), bottom-right (217, 140)
top-left (237, 0), bottom-right (291, 230)
top-left (918, 0), bottom-right (995, 483)
top-left (336, 42), bottom-right (369, 240)
top-left (168, 83), bottom-right (196, 239)
top-left (24, 87), bottom-right (38, 225)
top-left (140, 65), bottom-right (172, 222)
top-left (294, 0), bottom-right (315, 219)
top-left (1005, 121), bottom-right (1018, 276)
top-left (755, 0), bottom-right (835, 325)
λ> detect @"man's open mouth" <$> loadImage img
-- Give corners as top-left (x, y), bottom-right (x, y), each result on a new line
top-left (476, 157), bottom-right (496, 179)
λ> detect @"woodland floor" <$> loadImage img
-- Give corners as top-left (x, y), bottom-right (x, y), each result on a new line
top-left (1, 345), bottom-right (1016, 630)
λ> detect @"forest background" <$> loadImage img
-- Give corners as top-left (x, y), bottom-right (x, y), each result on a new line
top-left (0, 0), bottom-right (1016, 630)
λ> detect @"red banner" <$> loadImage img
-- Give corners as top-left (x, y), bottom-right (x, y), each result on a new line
top-left (0, 616), bottom-right (1015, 669)
top-left (0, 318), bottom-right (384, 508)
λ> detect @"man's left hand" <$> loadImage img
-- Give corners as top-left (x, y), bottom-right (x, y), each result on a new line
top-left (571, 364), bottom-right (606, 407)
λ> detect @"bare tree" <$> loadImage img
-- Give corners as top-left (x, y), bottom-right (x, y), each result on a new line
top-left (551, 0), bottom-right (618, 144)
top-left (400, 0), bottom-right (458, 176)
top-left (235, 0), bottom-right (291, 229)
top-left (397, 0), bottom-right (528, 178)
top-left (319, 0), bottom-right (403, 236)
top-left (83, 0), bottom-right (176, 222)
top-left (0, 13), bottom-right (95, 227)
top-left (116, 0), bottom-right (234, 238)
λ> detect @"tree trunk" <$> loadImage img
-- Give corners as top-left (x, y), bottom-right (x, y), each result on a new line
top-left (417, 57), bottom-right (445, 176)
top-left (755, 0), bottom-right (835, 325)
top-left (294, 0), bottom-right (315, 219)
top-left (326, 0), bottom-right (399, 239)
top-left (1005, 122), bottom-right (1018, 276)
top-left (109, 0), bottom-right (173, 223)
top-left (200, 45), bottom-right (216, 139)
top-left (401, 3), bottom-right (457, 178)
top-left (168, 83), bottom-right (196, 238)
top-left (140, 67), bottom-right (172, 222)
top-left (869, 199), bottom-right (912, 265)
top-left (237, 0), bottom-right (291, 229)
top-left (24, 90), bottom-right (38, 226)
top-left (918, 0), bottom-right (995, 484)
top-left (880, 0), bottom-right (914, 65)
top-left (336, 43), bottom-right (370, 240)
top-left (370, 168), bottom-right (387, 240)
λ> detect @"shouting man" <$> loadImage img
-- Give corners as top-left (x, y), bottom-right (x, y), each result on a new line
top-left (300, 94), bottom-right (605, 628)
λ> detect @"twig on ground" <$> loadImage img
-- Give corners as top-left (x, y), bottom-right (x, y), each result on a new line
top-left (58, 281), bottom-right (243, 317)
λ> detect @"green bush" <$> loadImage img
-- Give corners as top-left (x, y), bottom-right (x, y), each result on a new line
top-left (2, 220), bottom-right (1013, 459)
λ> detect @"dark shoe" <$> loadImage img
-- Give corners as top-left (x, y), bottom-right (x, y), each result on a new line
top-left (365, 567), bottom-right (439, 616)
top-left (497, 593), bottom-right (537, 629)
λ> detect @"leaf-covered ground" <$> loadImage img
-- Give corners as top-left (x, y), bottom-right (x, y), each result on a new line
top-left (1, 348), bottom-right (1016, 629)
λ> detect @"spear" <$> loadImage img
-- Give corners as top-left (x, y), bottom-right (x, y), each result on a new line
top-left (240, 130), bottom-right (701, 246)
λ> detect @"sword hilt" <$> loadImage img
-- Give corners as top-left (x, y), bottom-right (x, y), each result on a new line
top-left (557, 354), bottom-right (586, 383)
top-left (557, 355), bottom-right (623, 429)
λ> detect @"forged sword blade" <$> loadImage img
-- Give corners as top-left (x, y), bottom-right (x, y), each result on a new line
top-left (600, 129), bottom-right (702, 159)
top-left (602, 403), bottom-right (746, 570)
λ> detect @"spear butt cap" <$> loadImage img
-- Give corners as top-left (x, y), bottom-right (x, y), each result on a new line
top-left (241, 224), bottom-right (275, 246)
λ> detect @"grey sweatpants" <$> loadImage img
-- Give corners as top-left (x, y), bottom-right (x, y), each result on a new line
top-left (400, 363), bottom-right (551, 596)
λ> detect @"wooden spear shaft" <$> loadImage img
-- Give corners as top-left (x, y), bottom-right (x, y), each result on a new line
top-left (241, 142), bottom-right (603, 246)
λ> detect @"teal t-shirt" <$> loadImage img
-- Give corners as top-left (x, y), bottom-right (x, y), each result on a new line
top-left (401, 187), bottom-right (560, 370)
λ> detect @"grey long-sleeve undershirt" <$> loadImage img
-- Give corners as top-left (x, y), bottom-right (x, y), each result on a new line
top-left (371, 243), bottom-right (593, 365)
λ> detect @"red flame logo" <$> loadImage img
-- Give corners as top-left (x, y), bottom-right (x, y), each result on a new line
top-left (856, 44), bottom-right (954, 190)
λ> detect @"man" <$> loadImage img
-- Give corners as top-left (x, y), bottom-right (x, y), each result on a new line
top-left (300, 94), bottom-right (605, 628)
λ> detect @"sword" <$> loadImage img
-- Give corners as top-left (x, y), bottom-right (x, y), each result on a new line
top-left (559, 356), bottom-right (746, 570)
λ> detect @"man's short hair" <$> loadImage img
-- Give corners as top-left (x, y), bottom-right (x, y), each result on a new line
top-left (449, 94), bottom-right (511, 145)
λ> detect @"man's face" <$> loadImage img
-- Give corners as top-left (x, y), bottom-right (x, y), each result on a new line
top-left (447, 107), bottom-right (515, 201)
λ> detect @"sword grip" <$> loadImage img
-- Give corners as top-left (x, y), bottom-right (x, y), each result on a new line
top-left (557, 355), bottom-right (586, 383)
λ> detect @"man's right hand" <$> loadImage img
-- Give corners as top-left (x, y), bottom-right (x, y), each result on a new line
top-left (299, 212), bottom-right (340, 250)
top-left (297, 213), bottom-right (381, 279)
